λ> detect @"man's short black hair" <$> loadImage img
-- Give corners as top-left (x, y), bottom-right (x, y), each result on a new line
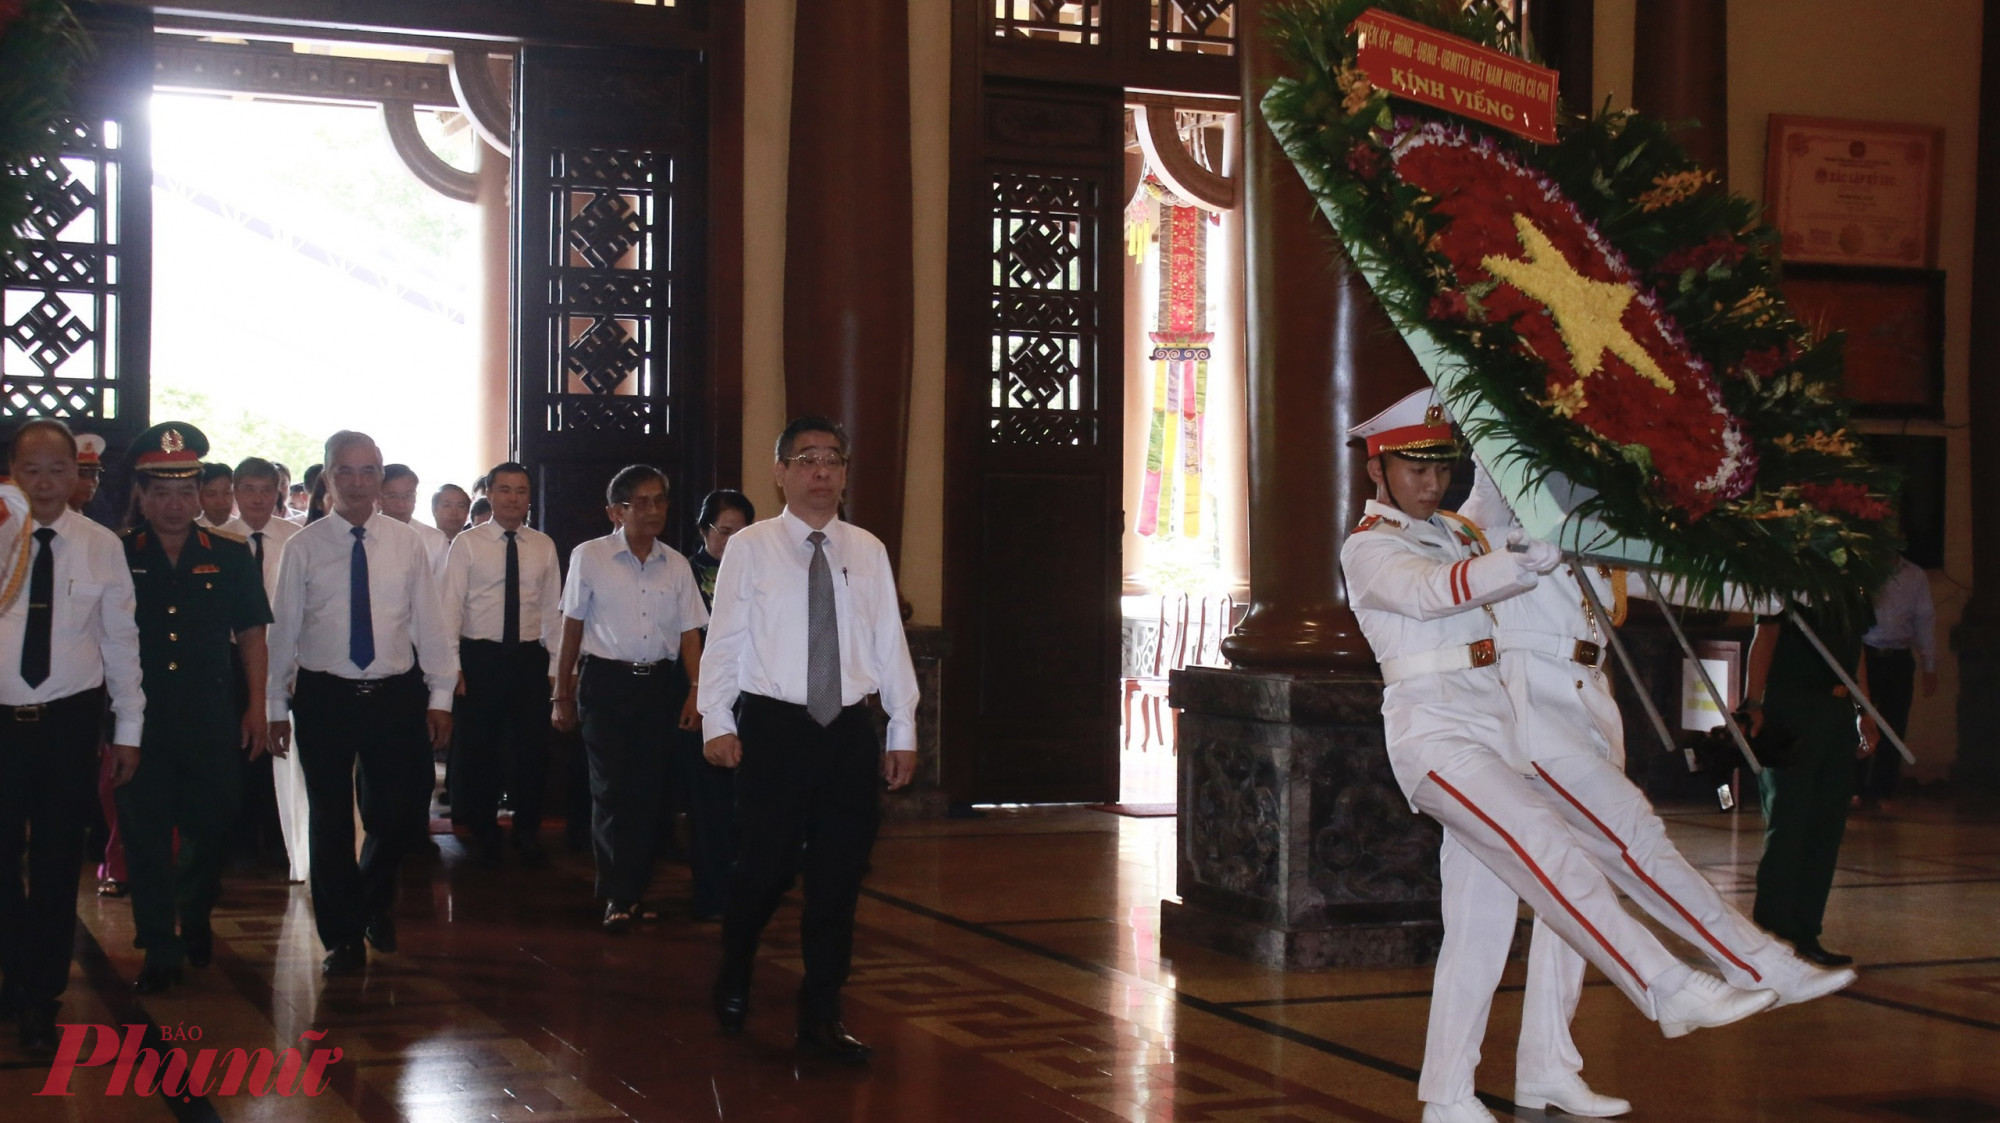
top-left (486, 461), bottom-right (531, 488)
top-left (382, 463), bottom-right (418, 487)
top-left (432, 482), bottom-right (469, 507)
top-left (605, 464), bottom-right (667, 507)
top-left (199, 462), bottom-right (233, 486)
top-left (775, 416), bottom-right (849, 463)
top-left (469, 496), bottom-right (492, 519)
top-left (234, 457), bottom-right (279, 486)
top-left (8, 418), bottom-right (77, 464)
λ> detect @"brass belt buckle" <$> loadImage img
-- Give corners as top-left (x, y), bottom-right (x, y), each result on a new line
top-left (1468, 638), bottom-right (1498, 667)
top-left (631, 662), bottom-right (654, 676)
top-left (1573, 640), bottom-right (1602, 668)
top-left (13, 703), bottom-right (41, 722)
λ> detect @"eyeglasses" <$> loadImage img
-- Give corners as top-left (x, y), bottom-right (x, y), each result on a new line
top-left (782, 452), bottom-right (848, 470)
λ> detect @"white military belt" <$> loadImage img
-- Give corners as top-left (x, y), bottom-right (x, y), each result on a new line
top-left (1379, 638), bottom-right (1499, 683)
top-left (1494, 629), bottom-right (1602, 668)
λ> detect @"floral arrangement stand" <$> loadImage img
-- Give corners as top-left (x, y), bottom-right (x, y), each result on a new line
top-left (1260, 0), bottom-right (1902, 618)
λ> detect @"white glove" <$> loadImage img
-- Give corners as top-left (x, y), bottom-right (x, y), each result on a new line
top-left (1505, 529), bottom-right (1562, 574)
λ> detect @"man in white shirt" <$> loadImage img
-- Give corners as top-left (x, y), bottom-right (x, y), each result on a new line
top-left (195, 462), bottom-right (235, 528)
top-left (380, 463), bottom-right (450, 577)
top-left (0, 419), bottom-right (143, 1053)
top-left (267, 431), bottom-right (456, 976)
top-left (220, 457), bottom-right (306, 883)
top-left (443, 461), bottom-right (562, 864)
top-left (699, 417), bottom-right (919, 1065)
top-left (1857, 556), bottom-right (1936, 809)
top-left (553, 465), bottom-right (706, 930)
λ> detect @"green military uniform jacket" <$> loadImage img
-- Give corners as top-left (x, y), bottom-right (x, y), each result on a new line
top-left (123, 522), bottom-right (273, 740)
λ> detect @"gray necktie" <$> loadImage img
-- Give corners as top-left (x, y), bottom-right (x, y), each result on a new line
top-left (807, 530), bottom-right (841, 726)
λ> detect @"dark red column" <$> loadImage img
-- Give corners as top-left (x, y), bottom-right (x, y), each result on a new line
top-left (1220, 0), bottom-right (1427, 672)
top-left (1954, 0), bottom-right (2000, 789)
top-left (1631, 0), bottom-right (1729, 175)
top-left (783, 0), bottom-right (914, 567)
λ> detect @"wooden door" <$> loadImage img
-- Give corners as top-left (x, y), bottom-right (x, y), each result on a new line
top-left (943, 81), bottom-right (1128, 803)
top-left (1, 7), bottom-right (153, 483)
top-left (512, 45), bottom-right (712, 558)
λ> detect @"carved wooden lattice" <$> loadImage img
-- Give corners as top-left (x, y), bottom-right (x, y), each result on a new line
top-left (541, 146), bottom-right (668, 435)
top-left (1150, 0), bottom-right (1236, 56)
top-left (988, 172), bottom-right (1100, 447)
top-left (2, 116), bottom-right (130, 422)
top-left (992, 0), bottom-right (1101, 46)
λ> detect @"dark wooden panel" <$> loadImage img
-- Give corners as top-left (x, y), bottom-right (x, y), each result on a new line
top-left (512, 44), bottom-right (710, 561)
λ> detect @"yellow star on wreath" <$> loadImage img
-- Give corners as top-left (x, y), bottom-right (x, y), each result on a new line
top-left (1482, 214), bottom-right (1676, 393)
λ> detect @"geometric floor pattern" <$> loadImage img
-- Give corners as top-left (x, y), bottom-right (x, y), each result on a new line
top-left (4, 791), bottom-right (1999, 1120)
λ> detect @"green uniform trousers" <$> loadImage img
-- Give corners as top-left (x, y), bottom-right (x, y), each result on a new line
top-left (115, 722), bottom-right (241, 969)
top-left (1753, 691), bottom-right (1858, 944)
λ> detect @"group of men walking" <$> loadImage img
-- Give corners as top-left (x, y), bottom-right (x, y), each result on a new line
top-left (0, 413), bottom-right (917, 1067)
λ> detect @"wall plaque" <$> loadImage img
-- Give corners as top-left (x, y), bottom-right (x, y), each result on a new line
top-left (1765, 114), bottom-right (1942, 268)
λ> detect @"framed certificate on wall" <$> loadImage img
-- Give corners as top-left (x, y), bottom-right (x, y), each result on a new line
top-left (1765, 115), bottom-right (1943, 268)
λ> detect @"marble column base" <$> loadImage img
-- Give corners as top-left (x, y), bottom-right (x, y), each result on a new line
top-left (1163, 667), bottom-right (1445, 970)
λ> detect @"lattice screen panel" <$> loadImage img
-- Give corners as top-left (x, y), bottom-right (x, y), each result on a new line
top-left (2, 117), bottom-right (130, 423)
top-left (988, 172), bottom-right (1101, 447)
top-left (1150, 0), bottom-right (1236, 56)
top-left (993, 0), bottom-right (1101, 45)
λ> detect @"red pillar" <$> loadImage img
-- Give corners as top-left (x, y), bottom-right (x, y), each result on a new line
top-left (1220, 0), bottom-right (1427, 671)
top-left (1631, 0), bottom-right (1729, 175)
top-left (784, 0), bottom-right (914, 567)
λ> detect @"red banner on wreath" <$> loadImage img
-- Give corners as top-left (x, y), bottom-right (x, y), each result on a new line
top-left (1350, 8), bottom-right (1559, 144)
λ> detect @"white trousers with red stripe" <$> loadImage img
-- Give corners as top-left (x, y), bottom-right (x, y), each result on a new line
top-left (1412, 746), bottom-right (1695, 1105)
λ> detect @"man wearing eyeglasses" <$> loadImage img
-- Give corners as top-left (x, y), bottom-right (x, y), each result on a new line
top-left (552, 464), bottom-right (706, 932)
top-left (699, 416), bottom-right (919, 1065)
top-left (266, 431), bottom-right (457, 976)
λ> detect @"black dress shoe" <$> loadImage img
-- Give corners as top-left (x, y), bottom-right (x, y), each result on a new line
top-left (796, 1020), bottom-right (872, 1065)
top-left (19, 1003), bottom-right (58, 1053)
top-left (602, 901), bottom-right (634, 933)
top-left (133, 962), bottom-right (182, 995)
top-left (713, 980), bottom-right (749, 1034)
top-left (1793, 939), bottom-right (1854, 967)
top-left (184, 922), bottom-right (214, 968)
top-left (322, 940), bottom-right (367, 976)
top-left (364, 914), bottom-right (397, 954)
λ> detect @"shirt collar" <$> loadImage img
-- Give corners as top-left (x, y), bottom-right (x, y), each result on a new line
top-left (779, 507), bottom-right (841, 548)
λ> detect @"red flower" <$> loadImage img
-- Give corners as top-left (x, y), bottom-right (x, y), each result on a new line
top-left (1799, 481), bottom-right (1892, 522)
top-left (1736, 343), bottom-right (1798, 381)
top-left (1655, 236), bottom-right (1747, 276)
top-left (1428, 289), bottom-right (1470, 322)
top-left (1346, 144), bottom-right (1383, 182)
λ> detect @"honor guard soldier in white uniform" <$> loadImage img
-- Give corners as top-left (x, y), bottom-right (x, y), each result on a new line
top-left (1340, 391), bottom-right (1779, 1123)
top-left (1455, 462), bottom-right (1857, 1119)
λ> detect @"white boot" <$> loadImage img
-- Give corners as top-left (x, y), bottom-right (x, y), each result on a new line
top-left (1655, 969), bottom-right (1779, 1038)
top-left (1758, 949), bottom-right (1858, 1008)
top-left (1421, 1100), bottom-right (1498, 1123)
top-left (1515, 1074), bottom-right (1632, 1117)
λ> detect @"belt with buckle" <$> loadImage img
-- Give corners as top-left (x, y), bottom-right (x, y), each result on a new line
top-left (1379, 638), bottom-right (1500, 683)
top-left (5, 702), bottom-right (44, 722)
top-left (1496, 631), bottom-right (1603, 669)
top-left (586, 656), bottom-right (670, 676)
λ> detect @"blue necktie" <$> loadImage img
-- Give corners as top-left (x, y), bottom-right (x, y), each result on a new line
top-left (350, 525), bottom-right (375, 669)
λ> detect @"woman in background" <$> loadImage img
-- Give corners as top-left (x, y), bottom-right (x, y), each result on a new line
top-left (678, 489), bottom-right (755, 921)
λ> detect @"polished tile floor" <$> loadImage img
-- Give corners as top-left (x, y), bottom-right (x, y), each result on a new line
top-left (5, 793), bottom-right (1999, 1121)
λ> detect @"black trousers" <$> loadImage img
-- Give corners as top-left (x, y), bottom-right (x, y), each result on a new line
top-left (579, 657), bottom-right (682, 902)
top-left (117, 708), bottom-right (241, 969)
top-left (293, 669), bottom-right (431, 949)
top-left (452, 639), bottom-right (552, 839)
top-left (720, 695), bottom-right (880, 1021)
top-left (0, 689), bottom-right (105, 1007)
top-left (1856, 646), bottom-right (1916, 800)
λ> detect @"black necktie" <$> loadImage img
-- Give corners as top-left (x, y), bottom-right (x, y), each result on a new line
top-left (502, 529), bottom-right (520, 645)
top-left (350, 526), bottom-right (375, 669)
top-left (251, 531), bottom-right (264, 567)
top-left (20, 527), bottom-right (55, 687)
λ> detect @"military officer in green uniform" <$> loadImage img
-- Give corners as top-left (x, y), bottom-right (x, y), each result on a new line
top-left (117, 422), bottom-right (273, 993)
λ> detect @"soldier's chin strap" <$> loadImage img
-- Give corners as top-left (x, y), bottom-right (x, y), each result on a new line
top-left (1373, 454), bottom-right (1407, 515)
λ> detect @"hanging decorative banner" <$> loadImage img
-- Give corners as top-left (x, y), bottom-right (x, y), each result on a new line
top-left (1349, 7), bottom-right (1559, 144)
top-left (1139, 197), bottom-right (1211, 538)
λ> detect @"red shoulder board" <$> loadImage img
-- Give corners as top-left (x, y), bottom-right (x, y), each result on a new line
top-left (1355, 514), bottom-right (1381, 532)
top-left (196, 529), bottom-right (211, 549)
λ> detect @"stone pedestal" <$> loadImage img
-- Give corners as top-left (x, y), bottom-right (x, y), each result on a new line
top-left (1161, 667), bottom-right (1444, 969)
